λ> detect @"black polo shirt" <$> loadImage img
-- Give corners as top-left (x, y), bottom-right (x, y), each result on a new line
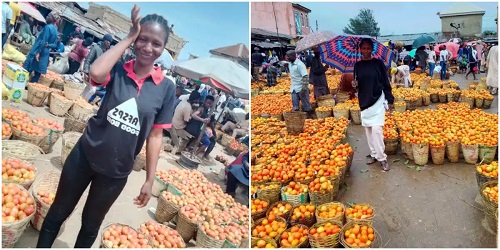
top-left (81, 60), bottom-right (175, 178)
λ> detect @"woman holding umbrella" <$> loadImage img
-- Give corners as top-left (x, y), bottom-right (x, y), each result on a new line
top-left (352, 38), bottom-right (394, 172)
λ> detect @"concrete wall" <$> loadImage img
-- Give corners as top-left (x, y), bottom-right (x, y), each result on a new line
top-left (251, 2), bottom-right (295, 37)
top-left (441, 14), bottom-right (484, 37)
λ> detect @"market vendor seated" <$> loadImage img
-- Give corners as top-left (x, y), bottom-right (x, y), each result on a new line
top-left (221, 113), bottom-right (249, 138)
top-left (225, 137), bottom-right (249, 197)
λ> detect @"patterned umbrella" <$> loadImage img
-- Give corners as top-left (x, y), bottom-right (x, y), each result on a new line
top-left (319, 35), bottom-right (394, 73)
top-left (295, 31), bottom-right (336, 52)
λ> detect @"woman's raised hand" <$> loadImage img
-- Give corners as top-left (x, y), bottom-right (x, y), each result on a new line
top-left (128, 4), bottom-right (142, 40)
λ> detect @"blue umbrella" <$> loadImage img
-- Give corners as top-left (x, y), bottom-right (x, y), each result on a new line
top-left (412, 35), bottom-right (435, 49)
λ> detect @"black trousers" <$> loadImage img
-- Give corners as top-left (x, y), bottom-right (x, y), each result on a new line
top-left (36, 140), bottom-right (128, 248)
top-left (226, 171), bottom-right (239, 194)
top-left (67, 57), bottom-right (81, 75)
top-left (204, 137), bottom-right (216, 157)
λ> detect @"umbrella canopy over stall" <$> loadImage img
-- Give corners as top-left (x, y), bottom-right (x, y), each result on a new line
top-left (434, 42), bottom-right (459, 60)
top-left (412, 35), bottom-right (435, 49)
top-left (319, 35), bottom-right (394, 73)
top-left (408, 48), bottom-right (417, 58)
top-left (171, 57), bottom-right (249, 99)
top-left (19, 2), bottom-right (46, 23)
top-left (209, 43), bottom-right (249, 62)
top-left (154, 50), bottom-right (174, 69)
top-left (295, 31), bottom-right (336, 52)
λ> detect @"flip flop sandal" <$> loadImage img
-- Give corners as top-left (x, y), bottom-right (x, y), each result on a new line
top-left (366, 156), bottom-right (377, 165)
top-left (380, 161), bottom-right (390, 172)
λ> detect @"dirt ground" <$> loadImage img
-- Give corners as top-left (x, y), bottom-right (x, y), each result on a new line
top-left (2, 97), bottom-right (247, 248)
top-left (337, 71), bottom-right (498, 248)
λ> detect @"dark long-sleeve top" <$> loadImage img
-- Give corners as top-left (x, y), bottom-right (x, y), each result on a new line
top-left (309, 57), bottom-right (328, 87)
top-left (83, 42), bottom-right (105, 74)
top-left (354, 58), bottom-right (394, 111)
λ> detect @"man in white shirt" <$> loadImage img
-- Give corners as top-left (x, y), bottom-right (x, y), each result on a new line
top-left (439, 45), bottom-right (451, 80)
top-left (2, 2), bottom-right (13, 49)
top-left (214, 91), bottom-right (226, 121)
top-left (427, 46), bottom-right (436, 77)
top-left (286, 50), bottom-right (312, 117)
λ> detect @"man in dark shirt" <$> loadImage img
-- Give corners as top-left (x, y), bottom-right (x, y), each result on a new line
top-left (251, 47), bottom-right (263, 80)
top-left (309, 47), bottom-right (330, 99)
top-left (83, 34), bottom-right (113, 78)
top-left (185, 96), bottom-right (215, 152)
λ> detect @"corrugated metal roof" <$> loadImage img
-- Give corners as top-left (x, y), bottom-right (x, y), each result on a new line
top-left (209, 43), bottom-right (249, 61)
top-left (439, 3), bottom-right (485, 17)
top-left (378, 32), bottom-right (443, 45)
top-left (252, 28), bottom-right (293, 40)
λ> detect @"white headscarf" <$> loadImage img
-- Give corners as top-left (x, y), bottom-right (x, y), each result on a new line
top-left (198, 84), bottom-right (206, 93)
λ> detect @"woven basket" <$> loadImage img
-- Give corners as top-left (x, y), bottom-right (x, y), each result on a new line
top-left (462, 144), bottom-right (479, 165)
top-left (446, 93), bottom-right (453, 103)
top-left (406, 99), bottom-right (418, 110)
top-left (49, 94), bottom-right (73, 117)
top-left (336, 91), bottom-right (350, 103)
top-left (27, 83), bottom-right (50, 107)
top-left (2, 157), bottom-right (37, 190)
top-left (51, 80), bottom-right (64, 91)
top-left (283, 112), bottom-right (306, 135)
top-left (256, 182), bottom-right (281, 205)
top-left (416, 97), bottom-right (423, 106)
top-left (2, 123), bottom-right (12, 140)
top-left (239, 237), bottom-right (249, 248)
top-left (309, 188), bottom-right (334, 206)
top-left (475, 98), bottom-right (484, 108)
top-left (47, 89), bottom-right (63, 107)
top-left (346, 150), bottom-right (354, 173)
top-left (316, 109), bottom-right (332, 119)
top-left (2, 140), bottom-right (43, 164)
top-left (295, 177), bottom-right (314, 187)
top-left (340, 220), bottom-right (378, 248)
top-left (453, 92), bottom-right (461, 102)
top-left (63, 80), bottom-right (85, 100)
top-left (350, 109), bottom-right (361, 125)
top-left (281, 224), bottom-right (310, 248)
top-left (270, 113), bottom-right (283, 121)
top-left (446, 141), bottom-right (460, 163)
top-left (412, 143), bottom-right (429, 166)
top-left (317, 95), bottom-right (335, 107)
top-left (480, 181), bottom-right (498, 216)
top-left (483, 99), bottom-right (493, 109)
top-left (333, 108), bottom-right (349, 119)
top-left (251, 198), bottom-right (269, 221)
top-left (478, 145), bottom-right (497, 164)
top-left (265, 201), bottom-right (292, 221)
top-left (325, 175), bottom-right (341, 198)
top-left (384, 138), bottom-right (399, 155)
top-left (345, 204), bottom-right (375, 225)
top-left (133, 152), bottom-right (146, 171)
top-left (315, 202), bottom-right (345, 225)
top-left (430, 146), bottom-right (445, 165)
top-left (34, 121), bottom-right (64, 154)
top-left (175, 210), bottom-right (198, 242)
top-left (195, 223), bottom-right (225, 248)
top-left (401, 142), bottom-right (413, 160)
top-left (38, 75), bottom-right (53, 88)
top-left (152, 175), bottom-right (168, 197)
top-left (61, 132), bottom-right (82, 166)
top-left (220, 133), bottom-right (233, 148)
top-left (290, 205), bottom-right (316, 227)
top-left (69, 99), bottom-right (94, 119)
top-left (251, 237), bottom-right (277, 248)
top-left (155, 191), bottom-right (180, 223)
top-left (281, 186), bottom-right (308, 205)
top-left (63, 113), bottom-right (90, 133)
top-left (462, 96), bottom-right (474, 108)
top-left (252, 216), bottom-right (287, 243)
top-left (100, 223), bottom-right (152, 248)
top-left (308, 220), bottom-right (343, 248)
top-left (30, 170), bottom-right (63, 231)
top-left (2, 184), bottom-right (35, 248)
top-left (430, 93), bottom-right (439, 103)
top-left (11, 125), bottom-right (46, 148)
top-left (422, 95), bottom-right (431, 106)
top-left (475, 168), bottom-right (497, 191)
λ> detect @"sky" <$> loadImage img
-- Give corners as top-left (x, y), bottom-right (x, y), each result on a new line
top-left (77, 2), bottom-right (249, 60)
top-left (296, 2), bottom-right (498, 36)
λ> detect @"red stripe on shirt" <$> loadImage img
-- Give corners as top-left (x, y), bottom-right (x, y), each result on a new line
top-left (153, 124), bottom-right (172, 129)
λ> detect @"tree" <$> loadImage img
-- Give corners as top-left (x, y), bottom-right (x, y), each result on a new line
top-left (343, 9), bottom-right (380, 37)
top-left (483, 30), bottom-right (497, 36)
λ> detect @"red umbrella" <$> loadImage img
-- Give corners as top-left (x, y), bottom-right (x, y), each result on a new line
top-left (434, 42), bottom-right (459, 60)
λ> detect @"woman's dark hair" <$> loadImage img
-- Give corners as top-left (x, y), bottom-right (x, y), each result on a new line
top-left (83, 37), bottom-right (93, 47)
top-left (359, 38), bottom-right (374, 50)
top-left (140, 14), bottom-right (170, 45)
top-left (430, 45), bottom-right (434, 50)
top-left (205, 95), bottom-right (215, 102)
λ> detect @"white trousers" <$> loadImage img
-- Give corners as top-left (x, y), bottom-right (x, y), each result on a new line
top-left (365, 126), bottom-right (387, 162)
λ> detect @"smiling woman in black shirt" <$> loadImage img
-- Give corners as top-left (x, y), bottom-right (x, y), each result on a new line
top-left (352, 38), bottom-right (395, 172)
top-left (37, 5), bottom-right (175, 248)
